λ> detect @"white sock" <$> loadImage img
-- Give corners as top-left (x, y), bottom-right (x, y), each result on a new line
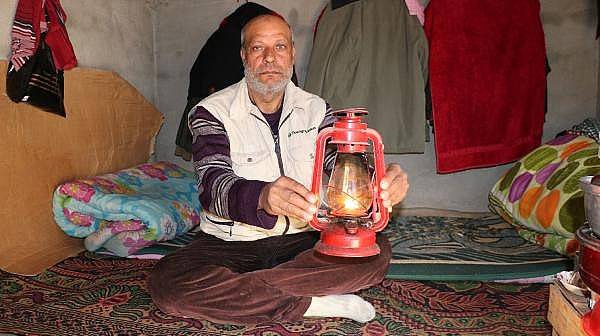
top-left (303, 294), bottom-right (376, 323)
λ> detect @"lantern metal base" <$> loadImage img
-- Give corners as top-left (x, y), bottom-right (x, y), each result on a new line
top-left (583, 305), bottom-right (600, 336)
top-left (315, 225), bottom-right (380, 257)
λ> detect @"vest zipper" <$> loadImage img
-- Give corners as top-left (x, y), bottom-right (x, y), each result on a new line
top-left (272, 133), bottom-right (285, 174)
top-left (252, 110), bottom-right (294, 235)
top-left (277, 112), bottom-right (293, 235)
top-left (273, 132), bottom-right (291, 235)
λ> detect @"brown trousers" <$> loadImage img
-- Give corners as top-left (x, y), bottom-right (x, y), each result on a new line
top-left (148, 230), bottom-right (391, 324)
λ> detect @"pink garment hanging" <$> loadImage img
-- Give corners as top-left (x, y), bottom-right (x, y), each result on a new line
top-left (404, 0), bottom-right (425, 25)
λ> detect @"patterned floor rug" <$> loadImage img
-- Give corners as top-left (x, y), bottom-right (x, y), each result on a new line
top-left (104, 215), bottom-right (572, 281)
top-left (0, 252), bottom-right (552, 335)
top-left (386, 215), bottom-right (572, 281)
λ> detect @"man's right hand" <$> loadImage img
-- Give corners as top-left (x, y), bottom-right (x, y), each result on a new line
top-left (258, 176), bottom-right (318, 222)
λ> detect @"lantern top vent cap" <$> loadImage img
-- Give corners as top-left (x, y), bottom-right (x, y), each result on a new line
top-left (333, 107), bottom-right (368, 118)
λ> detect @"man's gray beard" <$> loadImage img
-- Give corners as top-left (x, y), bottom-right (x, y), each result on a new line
top-left (244, 66), bottom-right (292, 97)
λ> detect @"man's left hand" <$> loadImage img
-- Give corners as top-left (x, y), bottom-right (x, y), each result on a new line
top-left (379, 163), bottom-right (409, 212)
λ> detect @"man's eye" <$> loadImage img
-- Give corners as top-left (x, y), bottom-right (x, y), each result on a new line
top-left (252, 46), bottom-right (263, 51)
top-left (276, 44), bottom-right (287, 50)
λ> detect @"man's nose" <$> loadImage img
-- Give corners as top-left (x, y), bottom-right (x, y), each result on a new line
top-left (263, 48), bottom-right (276, 64)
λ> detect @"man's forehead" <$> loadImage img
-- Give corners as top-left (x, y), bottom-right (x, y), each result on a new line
top-left (247, 30), bottom-right (291, 42)
top-left (245, 17), bottom-right (292, 42)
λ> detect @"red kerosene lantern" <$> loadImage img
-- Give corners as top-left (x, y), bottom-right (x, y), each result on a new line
top-left (310, 107), bottom-right (389, 257)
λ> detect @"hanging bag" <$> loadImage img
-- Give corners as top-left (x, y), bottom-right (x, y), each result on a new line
top-left (6, 34), bottom-right (66, 117)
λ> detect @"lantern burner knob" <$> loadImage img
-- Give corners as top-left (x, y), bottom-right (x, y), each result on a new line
top-left (333, 217), bottom-right (374, 234)
top-left (343, 219), bottom-right (359, 234)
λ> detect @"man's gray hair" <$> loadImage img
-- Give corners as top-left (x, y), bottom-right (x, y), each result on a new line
top-left (240, 14), bottom-right (294, 49)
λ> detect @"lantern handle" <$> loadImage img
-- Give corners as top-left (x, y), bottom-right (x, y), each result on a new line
top-left (365, 128), bottom-right (389, 232)
top-left (310, 127), bottom-right (334, 231)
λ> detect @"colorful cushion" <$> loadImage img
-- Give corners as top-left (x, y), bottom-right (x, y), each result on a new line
top-left (489, 133), bottom-right (600, 256)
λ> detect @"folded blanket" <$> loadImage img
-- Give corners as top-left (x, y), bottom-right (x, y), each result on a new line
top-left (53, 161), bottom-right (201, 256)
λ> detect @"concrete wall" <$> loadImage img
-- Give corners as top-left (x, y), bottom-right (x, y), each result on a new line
top-left (0, 0), bottom-right (597, 212)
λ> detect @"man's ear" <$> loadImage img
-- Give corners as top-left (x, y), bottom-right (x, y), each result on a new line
top-left (240, 48), bottom-right (246, 63)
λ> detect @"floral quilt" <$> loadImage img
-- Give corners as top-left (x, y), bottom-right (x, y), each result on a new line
top-left (53, 161), bottom-right (201, 256)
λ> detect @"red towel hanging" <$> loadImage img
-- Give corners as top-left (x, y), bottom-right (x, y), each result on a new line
top-left (425, 0), bottom-right (546, 173)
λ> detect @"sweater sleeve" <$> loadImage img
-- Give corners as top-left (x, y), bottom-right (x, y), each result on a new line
top-left (189, 106), bottom-right (277, 229)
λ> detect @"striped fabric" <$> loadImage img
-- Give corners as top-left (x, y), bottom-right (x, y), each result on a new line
top-left (28, 71), bottom-right (60, 96)
top-left (9, 0), bottom-right (43, 71)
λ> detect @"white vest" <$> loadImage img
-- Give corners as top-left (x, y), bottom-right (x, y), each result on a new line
top-left (194, 78), bottom-right (327, 241)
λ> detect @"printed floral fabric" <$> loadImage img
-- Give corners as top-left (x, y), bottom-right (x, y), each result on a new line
top-left (489, 134), bottom-right (600, 256)
top-left (53, 161), bottom-right (201, 256)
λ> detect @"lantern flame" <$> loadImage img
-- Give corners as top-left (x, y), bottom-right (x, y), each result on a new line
top-left (326, 152), bottom-right (373, 217)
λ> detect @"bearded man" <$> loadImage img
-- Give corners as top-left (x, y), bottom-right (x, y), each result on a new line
top-left (148, 14), bottom-right (409, 325)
